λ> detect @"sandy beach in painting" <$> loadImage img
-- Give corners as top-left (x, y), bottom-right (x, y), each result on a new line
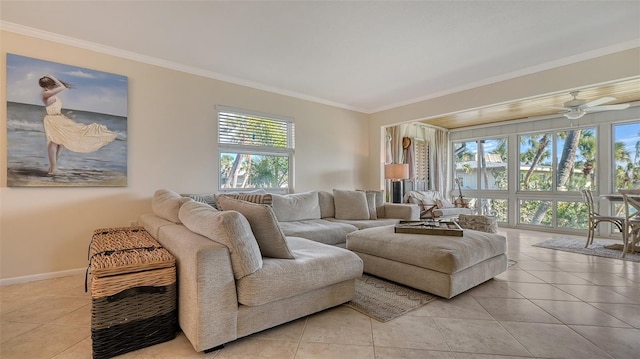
top-left (7, 102), bottom-right (127, 187)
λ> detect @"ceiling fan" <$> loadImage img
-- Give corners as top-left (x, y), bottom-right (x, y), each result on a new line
top-left (547, 91), bottom-right (630, 120)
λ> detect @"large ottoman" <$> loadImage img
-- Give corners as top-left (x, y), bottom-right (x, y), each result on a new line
top-left (346, 225), bottom-right (507, 298)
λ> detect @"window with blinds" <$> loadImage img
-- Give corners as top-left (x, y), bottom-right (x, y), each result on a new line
top-left (217, 106), bottom-right (294, 192)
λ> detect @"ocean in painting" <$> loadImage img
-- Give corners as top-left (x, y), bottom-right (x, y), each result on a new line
top-left (7, 101), bottom-right (128, 186)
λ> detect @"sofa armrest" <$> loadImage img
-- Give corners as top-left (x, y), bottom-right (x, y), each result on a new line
top-left (383, 203), bottom-right (420, 220)
top-left (154, 224), bottom-right (239, 352)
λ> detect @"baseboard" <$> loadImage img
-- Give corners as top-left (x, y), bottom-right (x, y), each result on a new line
top-left (0, 267), bottom-right (86, 287)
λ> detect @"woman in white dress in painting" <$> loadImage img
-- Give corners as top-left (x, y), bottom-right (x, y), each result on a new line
top-left (39, 75), bottom-right (117, 174)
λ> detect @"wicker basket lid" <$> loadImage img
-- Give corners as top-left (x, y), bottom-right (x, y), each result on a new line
top-left (89, 227), bottom-right (175, 277)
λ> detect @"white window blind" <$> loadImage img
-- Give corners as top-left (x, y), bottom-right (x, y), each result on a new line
top-left (218, 108), bottom-right (294, 150)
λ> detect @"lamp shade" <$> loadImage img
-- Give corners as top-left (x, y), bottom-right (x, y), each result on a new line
top-left (384, 163), bottom-right (409, 180)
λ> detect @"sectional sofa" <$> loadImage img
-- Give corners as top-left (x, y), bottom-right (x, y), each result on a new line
top-left (138, 188), bottom-right (418, 352)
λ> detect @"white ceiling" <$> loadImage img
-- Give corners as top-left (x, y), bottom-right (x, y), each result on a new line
top-left (2, 1), bottom-right (640, 114)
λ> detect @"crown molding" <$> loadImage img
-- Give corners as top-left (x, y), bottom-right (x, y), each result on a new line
top-left (0, 21), bottom-right (367, 114)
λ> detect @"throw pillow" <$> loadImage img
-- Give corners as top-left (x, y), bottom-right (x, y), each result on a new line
top-left (364, 191), bottom-right (377, 220)
top-left (333, 189), bottom-right (370, 220)
top-left (216, 196), bottom-right (294, 259)
top-left (271, 191), bottom-right (321, 221)
top-left (436, 198), bottom-right (454, 208)
top-left (182, 193), bottom-right (217, 208)
top-left (178, 201), bottom-right (262, 279)
top-left (216, 193), bottom-right (272, 207)
top-left (357, 189), bottom-right (385, 218)
top-left (152, 189), bottom-right (192, 223)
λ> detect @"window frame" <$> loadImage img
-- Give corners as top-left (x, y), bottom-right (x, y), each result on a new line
top-left (217, 106), bottom-right (295, 193)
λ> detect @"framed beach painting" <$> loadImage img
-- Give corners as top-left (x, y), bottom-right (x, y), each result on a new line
top-left (6, 54), bottom-right (128, 187)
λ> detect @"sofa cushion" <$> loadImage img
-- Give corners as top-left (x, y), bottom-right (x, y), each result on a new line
top-left (216, 196), bottom-right (294, 259)
top-left (436, 198), bottom-right (454, 208)
top-left (278, 219), bottom-right (358, 246)
top-left (327, 218), bottom-right (400, 230)
top-left (358, 189), bottom-right (385, 218)
top-left (271, 191), bottom-right (321, 222)
top-left (318, 191), bottom-right (335, 218)
top-left (152, 189), bottom-right (192, 223)
top-left (333, 189), bottom-right (370, 220)
top-left (178, 201), bottom-right (262, 279)
top-left (236, 237), bottom-right (363, 306)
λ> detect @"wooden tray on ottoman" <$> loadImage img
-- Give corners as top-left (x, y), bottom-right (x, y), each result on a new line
top-left (394, 220), bottom-right (463, 236)
top-left (88, 227), bottom-right (177, 359)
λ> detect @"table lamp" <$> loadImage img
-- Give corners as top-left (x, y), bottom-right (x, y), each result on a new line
top-left (385, 163), bottom-right (409, 203)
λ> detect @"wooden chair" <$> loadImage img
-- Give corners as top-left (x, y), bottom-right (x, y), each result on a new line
top-left (619, 189), bottom-right (640, 257)
top-left (581, 189), bottom-right (625, 248)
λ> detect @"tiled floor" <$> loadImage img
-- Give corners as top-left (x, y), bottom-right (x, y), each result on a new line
top-left (1, 227), bottom-right (639, 358)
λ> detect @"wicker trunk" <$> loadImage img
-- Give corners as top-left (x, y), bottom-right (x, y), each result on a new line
top-left (457, 214), bottom-right (498, 233)
top-left (88, 227), bottom-right (177, 359)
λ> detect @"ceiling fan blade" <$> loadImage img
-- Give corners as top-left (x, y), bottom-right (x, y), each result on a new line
top-left (584, 96), bottom-right (615, 108)
top-left (584, 103), bottom-right (630, 112)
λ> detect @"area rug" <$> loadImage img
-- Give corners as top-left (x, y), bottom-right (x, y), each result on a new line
top-left (343, 274), bottom-right (437, 322)
top-left (533, 237), bottom-right (640, 262)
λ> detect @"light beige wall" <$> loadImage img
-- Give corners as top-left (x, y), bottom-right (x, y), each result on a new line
top-left (0, 31), bottom-right (370, 281)
top-left (367, 48), bottom-right (640, 190)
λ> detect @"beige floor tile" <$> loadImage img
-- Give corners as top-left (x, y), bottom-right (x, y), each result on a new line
top-left (508, 260), bottom-right (558, 271)
top-left (51, 303), bottom-right (91, 327)
top-left (549, 261), bottom-right (613, 273)
top-left (570, 325), bottom-right (640, 359)
top-left (589, 302), bottom-right (640, 328)
top-left (214, 337), bottom-right (298, 359)
top-left (410, 295), bottom-right (493, 320)
top-left (570, 272), bottom-right (638, 286)
top-left (527, 271), bottom-right (593, 285)
top-left (51, 337), bottom-right (92, 359)
top-left (466, 280), bottom-right (524, 299)
top-left (516, 252), bottom-right (573, 262)
top-left (0, 323), bottom-right (89, 359)
top-left (474, 297), bottom-right (560, 324)
top-left (1, 296), bottom-right (88, 324)
top-left (531, 299), bottom-right (632, 327)
top-left (432, 318), bottom-right (530, 357)
top-left (251, 317), bottom-right (307, 341)
top-left (1, 276), bottom-right (86, 299)
top-left (0, 296), bottom-right (42, 316)
top-left (116, 333), bottom-right (215, 358)
top-left (553, 284), bottom-right (640, 303)
top-left (371, 315), bottom-right (449, 351)
top-left (0, 321), bottom-right (40, 343)
top-left (374, 347), bottom-right (455, 359)
top-left (296, 342), bottom-right (374, 359)
top-left (493, 270), bottom-right (545, 284)
top-left (500, 321), bottom-right (612, 359)
top-left (301, 306), bottom-right (373, 345)
top-left (452, 354), bottom-right (535, 359)
top-left (506, 282), bottom-right (580, 301)
top-left (603, 285), bottom-right (640, 302)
